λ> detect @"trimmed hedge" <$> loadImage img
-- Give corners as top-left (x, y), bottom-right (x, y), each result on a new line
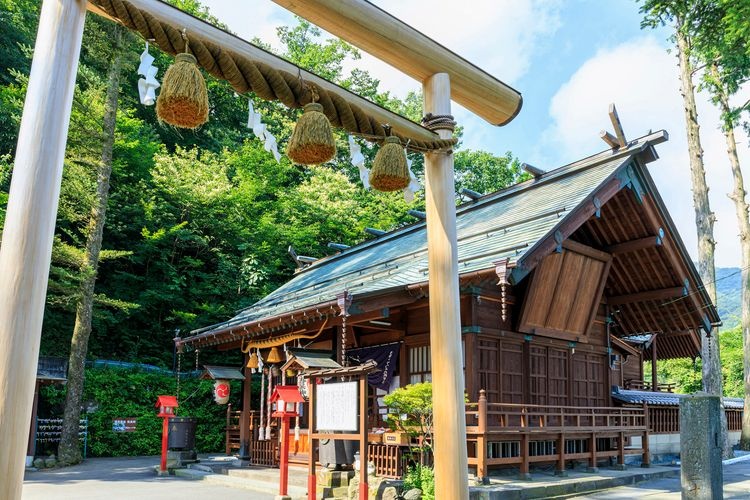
top-left (40, 367), bottom-right (243, 457)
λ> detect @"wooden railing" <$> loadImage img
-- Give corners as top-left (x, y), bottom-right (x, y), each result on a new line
top-left (369, 444), bottom-right (402, 479)
top-left (225, 406), bottom-right (241, 455)
top-left (464, 390), bottom-right (650, 481)
top-left (649, 406), bottom-right (743, 434)
top-left (625, 379), bottom-right (676, 392)
top-left (727, 409), bottom-right (743, 432)
top-left (648, 406), bottom-right (679, 434)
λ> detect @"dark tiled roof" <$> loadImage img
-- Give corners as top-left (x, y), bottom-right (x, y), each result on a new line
top-left (201, 365), bottom-right (245, 380)
top-left (612, 388), bottom-right (743, 409)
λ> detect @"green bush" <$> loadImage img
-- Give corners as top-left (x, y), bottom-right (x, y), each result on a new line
top-left (403, 464), bottom-right (435, 500)
top-left (40, 366), bottom-right (242, 457)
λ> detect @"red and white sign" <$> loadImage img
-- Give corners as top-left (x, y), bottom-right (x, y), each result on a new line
top-left (213, 380), bottom-right (230, 404)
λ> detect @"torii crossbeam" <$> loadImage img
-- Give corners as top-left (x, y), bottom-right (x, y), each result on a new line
top-left (0, 1), bottom-right (521, 499)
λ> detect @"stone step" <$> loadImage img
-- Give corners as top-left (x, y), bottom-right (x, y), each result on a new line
top-left (321, 485), bottom-right (350, 499)
top-left (175, 467), bottom-right (309, 498)
top-left (225, 465), bottom-right (308, 488)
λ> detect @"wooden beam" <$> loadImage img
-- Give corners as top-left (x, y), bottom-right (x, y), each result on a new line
top-left (637, 190), bottom-right (715, 330)
top-left (562, 239), bottom-right (612, 262)
top-left (605, 230), bottom-right (664, 255)
top-left (607, 286), bottom-right (686, 306)
top-left (608, 103), bottom-right (627, 147)
top-left (86, 0), bottom-right (439, 143)
top-left (600, 130), bottom-right (620, 149)
top-left (271, 0), bottom-right (523, 126)
top-left (0, 1), bottom-right (87, 497)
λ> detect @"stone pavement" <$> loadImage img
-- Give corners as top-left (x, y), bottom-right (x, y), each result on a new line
top-left (21, 454), bottom-right (750, 499)
top-left (570, 458), bottom-right (750, 498)
top-left (22, 455), bottom-right (275, 500)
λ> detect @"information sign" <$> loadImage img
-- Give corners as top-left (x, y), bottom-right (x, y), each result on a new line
top-left (315, 381), bottom-right (358, 431)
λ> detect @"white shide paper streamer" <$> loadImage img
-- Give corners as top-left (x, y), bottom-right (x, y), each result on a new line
top-left (137, 42), bottom-right (160, 106)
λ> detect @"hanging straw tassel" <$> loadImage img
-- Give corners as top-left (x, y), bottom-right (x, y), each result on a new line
top-left (286, 102), bottom-right (336, 165)
top-left (156, 32), bottom-right (209, 129)
top-left (369, 134), bottom-right (410, 192)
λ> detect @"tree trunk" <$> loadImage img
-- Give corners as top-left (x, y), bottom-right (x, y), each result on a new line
top-left (675, 19), bottom-right (731, 457)
top-left (58, 28), bottom-right (123, 465)
top-left (712, 79), bottom-right (750, 450)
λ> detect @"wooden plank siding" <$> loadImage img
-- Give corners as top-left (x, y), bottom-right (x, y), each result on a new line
top-left (518, 242), bottom-right (612, 343)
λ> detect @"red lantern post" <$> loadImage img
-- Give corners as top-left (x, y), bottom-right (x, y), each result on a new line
top-left (270, 386), bottom-right (305, 498)
top-left (155, 395), bottom-right (178, 475)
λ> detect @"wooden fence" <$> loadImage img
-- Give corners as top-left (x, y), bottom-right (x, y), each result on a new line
top-left (649, 406), bottom-right (743, 434)
top-left (464, 390), bottom-right (650, 481)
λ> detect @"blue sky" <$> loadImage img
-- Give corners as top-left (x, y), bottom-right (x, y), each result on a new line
top-left (201, 0), bottom-right (749, 268)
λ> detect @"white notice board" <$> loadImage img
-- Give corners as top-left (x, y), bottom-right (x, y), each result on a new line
top-left (315, 381), bottom-right (358, 431)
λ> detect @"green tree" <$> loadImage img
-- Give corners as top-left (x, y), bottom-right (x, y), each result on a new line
top-left (639, 0), bottom-right (728, 456)
top-left (688, 0), bottom-right (750, 449)
top-left (59, 23), bottom-right (129, 466)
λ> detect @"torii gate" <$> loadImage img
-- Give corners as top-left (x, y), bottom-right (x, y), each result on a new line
top-left (0, 1), bottom-right (522, 499)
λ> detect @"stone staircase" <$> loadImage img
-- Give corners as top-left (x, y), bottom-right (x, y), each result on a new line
top-left (173, 459), bottom-right (361, 499)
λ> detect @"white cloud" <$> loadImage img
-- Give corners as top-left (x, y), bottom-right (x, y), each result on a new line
top-left (540, 36), bottom-right (750, 268)
top-left (202, 0), bottom-right (560, 123)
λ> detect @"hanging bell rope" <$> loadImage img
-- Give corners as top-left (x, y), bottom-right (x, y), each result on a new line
top-left (259, 364), bottom-right (266, 440)
top-left (369, 127), bottom-right (410, 192)
top-left (155, 30), bottom-right (209, 129)
top-left (265, 367), bottom-right (273, 440)
top-left (88, 0), bottom-right (456, 153)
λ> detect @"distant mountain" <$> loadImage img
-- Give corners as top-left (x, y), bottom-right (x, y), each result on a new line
top-left (716, 267), bottom-right (741, 331)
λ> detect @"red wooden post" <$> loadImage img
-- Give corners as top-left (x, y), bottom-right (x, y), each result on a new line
top-left (359, 376), bottom-right (368, 500)
top-left (477, 390), bottom-right (488, 483)
top-left (307, 378), bottom-right (317, 499)
top-left (279, 416), bottom-right (291, 496)
top-left (160, 416), bottom-right (169, 473)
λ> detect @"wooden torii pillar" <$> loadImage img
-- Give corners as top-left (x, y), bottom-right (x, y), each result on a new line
top-left (0, 1), bottom-right (87, 498)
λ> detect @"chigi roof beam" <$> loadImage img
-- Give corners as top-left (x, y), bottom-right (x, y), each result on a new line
top-left (459, 187), bottom-right (483, 201)
top-left (521, 163), bottom-right (545, 178)
top-left (364, 227), bottom-right (386, 237)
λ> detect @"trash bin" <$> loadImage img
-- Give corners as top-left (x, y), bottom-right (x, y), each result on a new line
top-left (319, 439), bottom-right (358, 469)
top-left (167, 417), bottom-right (196, 451)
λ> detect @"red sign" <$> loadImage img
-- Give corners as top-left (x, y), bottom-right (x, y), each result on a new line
top-left (112, 418), bottom-right (137, 432)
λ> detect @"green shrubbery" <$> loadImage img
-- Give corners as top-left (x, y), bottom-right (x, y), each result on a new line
top-left (403, 464), bottom-right (435, 500)
top-left (40, 367), bottom-right (240, 457)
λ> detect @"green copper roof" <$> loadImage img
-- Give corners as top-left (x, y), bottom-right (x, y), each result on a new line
top-left (189, 132), bottom-right (668, 338)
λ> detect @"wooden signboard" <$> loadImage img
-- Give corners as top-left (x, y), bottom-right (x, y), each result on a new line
top-left (315, 381), bottom-right (358, 431)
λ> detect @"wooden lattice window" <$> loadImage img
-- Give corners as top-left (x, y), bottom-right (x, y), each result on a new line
top-left (408, 345), bottom-right (432, 384)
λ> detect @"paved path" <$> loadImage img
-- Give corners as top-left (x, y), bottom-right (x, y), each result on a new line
top-left (23, 456), bottom-right (274, 500)
top-left (572, 459), bottom-right (750, 499)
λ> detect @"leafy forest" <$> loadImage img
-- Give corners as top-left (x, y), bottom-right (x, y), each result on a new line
top-left (0, 0), bottom-right (524, 367)
top-left (0, 0), bottom-right (746, 460)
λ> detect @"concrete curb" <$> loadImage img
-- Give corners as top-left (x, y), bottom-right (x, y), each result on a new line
top-left (468, 467), bottom-right (680, 499)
